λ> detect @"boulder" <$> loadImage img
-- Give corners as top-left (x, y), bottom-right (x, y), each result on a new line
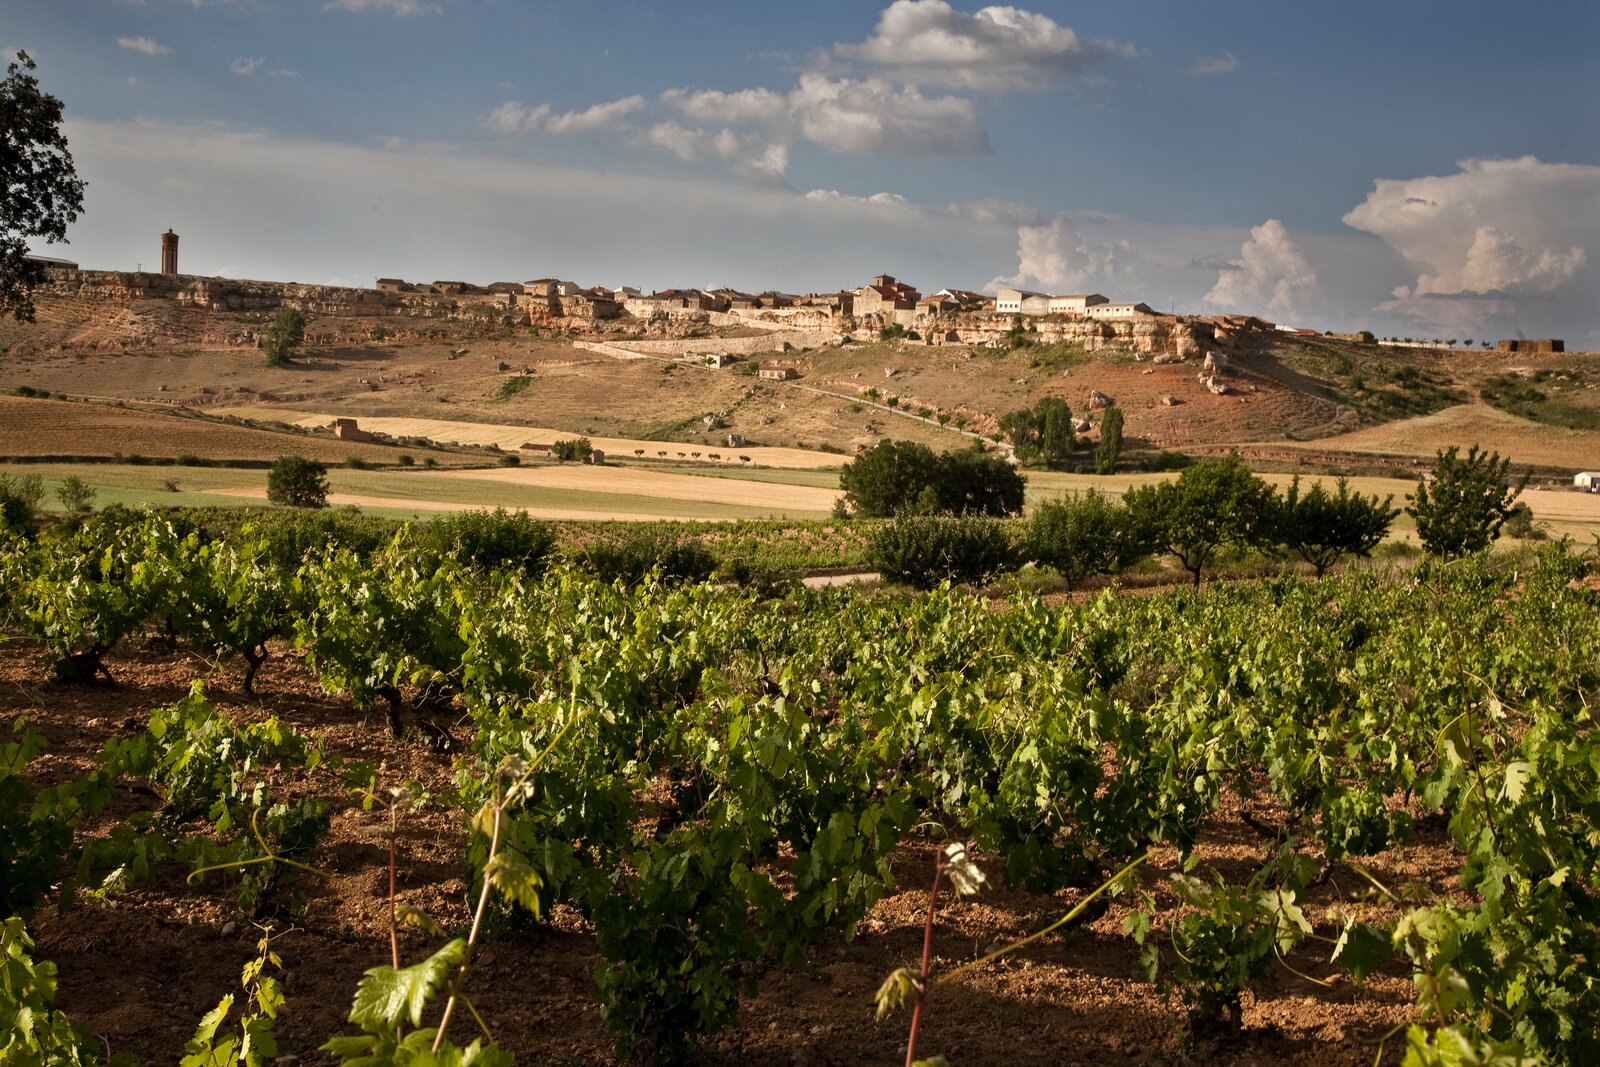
top-left (1161, 394), bottom-right (1183, 406)
top-left (1088, 389), bottom-right (1114, 410)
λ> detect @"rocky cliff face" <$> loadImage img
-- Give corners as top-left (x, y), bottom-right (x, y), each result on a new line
top-left (935, 313), bottom-right (1218, 357)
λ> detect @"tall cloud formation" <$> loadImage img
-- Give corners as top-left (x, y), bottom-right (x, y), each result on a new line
top-left (1205, 219), bottom-right (1319, 317)
top-left (991, 216), bottom-right (1139, 293)
top-left (1342, 156), bottom-right (1600, 331)
top-left (836, 0), bottom-right (1133, 90)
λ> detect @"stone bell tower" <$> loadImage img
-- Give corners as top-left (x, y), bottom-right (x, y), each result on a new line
top-left (160, 229), bottom-right (179, 275)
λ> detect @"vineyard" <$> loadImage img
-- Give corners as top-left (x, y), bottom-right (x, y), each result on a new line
top-left (2, 510), bottom-right (1597, 1065)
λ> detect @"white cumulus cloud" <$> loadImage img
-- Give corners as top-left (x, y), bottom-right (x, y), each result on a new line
top-left (1205, 218), bottom-right (1319, 316)
top-left (990, 216), bottom-right (1139, 293)
top-left (325, 0), bottom-right (440, 16)
top-left (837, 0), bottom-right (1133, 90)
top-left (117, 36), bottom-right (172, 56)
top-left (1342, 156), bottom-right (1600, 330)
top-left (640, 123), bottom-right (789, 181)
top-left (230, 56), bottom-right (264, 75)
top-left (544, 96), bottom-right (646, 135)
top-left (665, 74), bottom-right (987, 157)
top-left (480, 101), bottom-right (551, 134)
top-left (1190, 50), bottom-right (1238, 76)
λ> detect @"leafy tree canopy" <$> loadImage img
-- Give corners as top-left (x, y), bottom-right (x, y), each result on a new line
top-left (1, 53), bottom-right (87, 323)
top-left (1125, 456), bottom-right (1274, 587)
top-left (1026, 488), bottom-right (1148, 590)
top-left (266, 456), bottom-right (329, 509)
top-left (1275, 476), bottom-right (1397, 577)
top-left (999, 397), bottom-right (1075, 466)
top-left (839, 440), bottom-right (1025, 518)
top-left (1407, 445), bottom-right (1527, 558)
top-left (262, 308), bottom-right (306, 366)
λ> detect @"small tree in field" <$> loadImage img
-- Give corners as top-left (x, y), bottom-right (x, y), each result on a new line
top-left (1096, 405), bottom-right (1124, 474)
top-left (1026, 489), bottom-right (1146, 590)
top-left (1274, 476), bottom-right (1397, 577)
top-left (1407, 445), bottom-right (1527, 558)
top-left (266, 455), bottom-right (328, 508)
top-left (262, 308), bottom-right (305, 366)
top-left (1125, 456), bottom-right (1274, 588)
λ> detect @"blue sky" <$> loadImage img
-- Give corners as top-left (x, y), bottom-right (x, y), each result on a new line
top-left (9, 0), bottom-right (1600, 342)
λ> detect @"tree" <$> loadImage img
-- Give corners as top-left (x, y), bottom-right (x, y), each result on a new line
top-left (1273, 475), bottom-right (1397, 577)
top-left (1124, 456), bottom-right (1274, 588)
top-left (54, 475), bottom-right (95, 514)
top-left (1026, 489), bottom-right (1147, 590)
top-left (1407, 445), bottom-right (1527, 558)
top-left (1096, 406), bottom-right (1124, 474)
top-left (1, 52), bottom-right (88, 323)
top-left (839, 440), bottom-right (1025, 518)
top-left (262, 308), bottom-right (306, 366)
top-left (266, 456), bottom-right (329, 508)
top-left (839, 439), bottom-right (941, 517)
top-left (999, 397), bottom-right (1074, 466)
top-left (867, 515), bottom-right (1020, 590)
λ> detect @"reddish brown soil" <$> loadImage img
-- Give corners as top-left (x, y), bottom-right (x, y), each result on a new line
top-left (4, 636), bottom-right (1443, 1066)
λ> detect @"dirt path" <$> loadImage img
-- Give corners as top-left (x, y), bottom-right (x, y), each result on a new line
top-left (439, 465), bottom-right (841, 511)
top-left (191, 487), bottom-right (749, 522)
top-left (208, 407), bottom-right (845, 470)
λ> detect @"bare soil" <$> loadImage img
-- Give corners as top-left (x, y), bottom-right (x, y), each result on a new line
top-left (5, 636), bottom-right (1447, 1066)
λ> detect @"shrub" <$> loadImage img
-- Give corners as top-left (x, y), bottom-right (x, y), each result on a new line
top-left (266, 456), bottom-right (329, 509)
top-left (578, 528), bottom-right (719, 586)
top-left (868, 515), bottom-right (1020, 590)
top-left (397, 454), bottom-right (415, 467)
top-left (54, 475), bottom-right (95, 514)
top-left (1025, 490), bottom-right (1146, 589)
top-left (423, 509), bottom-right (554, 575)
top-left (344, 456), bottom-right (368, 470)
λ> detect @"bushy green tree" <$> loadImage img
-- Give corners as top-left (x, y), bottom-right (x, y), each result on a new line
top-left (840, 440), bottom-right (1025, 518)
top-left (1026, 489), bottom-right (1148, 590)
top-left (1, 53), bottom-right (87, 323)
top-left (262, 308), bottom-right (305, 366)
top-left (1125, 457), bottom-right (1274, 588)
top-left (54, 475), bottom-right (94, 514)
top-left (868, 514), bottom-right (1020, 590)
top-left (999, 397), bottom-right (1075, 466)
top-left (1274, 476), bottom-right (1397, 577)
top-left (0, 472), bottom-right (44, 536)
top-left (1096, 405), bottom-right (1124, 474)
top-left (266, 455), bottom-right (328, 508)
top-left (839, 440), bottom-right (940, 517)
top-left (1407, 445), bottom-right (1527, 558)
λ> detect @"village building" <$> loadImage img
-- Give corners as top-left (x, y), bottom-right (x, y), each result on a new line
top-left (759, 363), bottom-right (800, 380)
top-left (1048, 293), bottom-right (1109, 314)
top-left (1576, 472), bottom-right (1600, 491)
top-left (995, 287), bottom-right (1047, 314)
top-left (334, 418), bottom-right (374, 442)
top-left (559, 289), bottom-right (621, 319)
top-left (375, 278), bottom-right (412, 293)
top-left (1082, 301), bottom-right (1156, 319)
